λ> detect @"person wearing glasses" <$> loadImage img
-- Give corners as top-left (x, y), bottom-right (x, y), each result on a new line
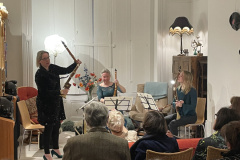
top-left (35, 50), bottom-right (81, 160)
top-left (192, 107), bottom-right (240, 160)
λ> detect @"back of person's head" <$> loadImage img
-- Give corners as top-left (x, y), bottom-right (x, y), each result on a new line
top-left (107, 110), bottom-right (124, 133)
top-left (143, 110), bottom-right (167, 135)
top-left (230, 96), bottom-right (240, 114)
top-left (222, 121), bottom-right (240, 151)
top-left (84, 102), bottom-right (109, 128)
top-left (214, 107), bottom-right (240, 131)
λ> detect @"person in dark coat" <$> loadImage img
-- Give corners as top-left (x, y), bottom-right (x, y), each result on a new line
top-left (63, 102), bottom-right (131, 160)
top-left (130, 110), bottom-right (179, 160)
top-left (35, 50), bottom-right (81, 160)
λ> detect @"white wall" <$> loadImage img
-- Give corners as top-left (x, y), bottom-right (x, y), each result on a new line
top-left (21, 0), bottom-right (154, 95)
top-left (207, 0), bottom-right (240, 136)
top-left (158, 0), bottom-right (192, 104)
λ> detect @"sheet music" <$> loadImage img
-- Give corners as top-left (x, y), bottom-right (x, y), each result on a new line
top-left (104, 97), bottom-right (133, 111)
top-left (137, 92), bottom-right (158, 110)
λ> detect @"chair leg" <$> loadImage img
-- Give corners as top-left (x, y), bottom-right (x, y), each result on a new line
top-left (188, 126), bottom-right (191, 139)
top-left (19, 130), bottom-right (26, 159)
top-left (202, 124), bottom-right (206, 138)
top-left (184, 126), bottom-right (187, 138)
top-left (29, 130), bottom-right (32, 151)
top-left (178, 127), bottom-right (180, 137)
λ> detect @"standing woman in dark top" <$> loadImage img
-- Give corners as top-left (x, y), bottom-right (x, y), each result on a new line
top-left (35, 50), bottom-right (81, 160)
top-left (97, 69), bottom-right (126, 103)
top-left (164, 70), bottom-right (197, 137)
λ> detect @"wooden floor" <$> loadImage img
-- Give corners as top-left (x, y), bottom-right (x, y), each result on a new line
top-left (18, 131), bottom-right (75, 160)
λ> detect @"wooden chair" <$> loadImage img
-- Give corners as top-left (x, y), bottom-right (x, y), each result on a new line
top-left (17, 100), bottom-right (44, 159)
top-left (206, 146), bottom-right (229, 160)
top-left (146, 148), bottom-right (193, 160)
top-left (184, 97), bottom-right (206, 138)
top-left (17, 86), bottom-right (39, 143)
top-left (0, 117), bottom-right (15, 160)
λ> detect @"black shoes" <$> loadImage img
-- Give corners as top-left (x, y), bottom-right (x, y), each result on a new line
top-left (51, 150), bottom-right (63, 158)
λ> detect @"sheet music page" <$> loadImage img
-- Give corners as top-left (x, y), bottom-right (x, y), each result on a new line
top-left (137, 92), bottom-right (158, 110)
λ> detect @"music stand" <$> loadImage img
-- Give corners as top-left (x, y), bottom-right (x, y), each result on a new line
top-left (75, 96), bottom-right (98, 134)
top-left (104, 97), bottom-right (133, 111)
top-left (137, 92), bottom-right (159, 111)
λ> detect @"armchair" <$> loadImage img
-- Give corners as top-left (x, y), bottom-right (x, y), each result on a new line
top-left (129, 83), bottom-right (170, 122)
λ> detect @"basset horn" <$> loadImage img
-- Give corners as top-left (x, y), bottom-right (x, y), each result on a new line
top-left (61, 41), bottom-right (80, 98)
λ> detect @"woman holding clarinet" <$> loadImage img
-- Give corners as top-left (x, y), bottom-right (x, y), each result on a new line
top-left (35, 50), bottom-right (81, 160)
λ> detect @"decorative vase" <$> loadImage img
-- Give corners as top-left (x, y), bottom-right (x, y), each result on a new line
top-left (194, 49), bottom-right (197, 55)
top-left (86, 90), bottom-right (93, 103)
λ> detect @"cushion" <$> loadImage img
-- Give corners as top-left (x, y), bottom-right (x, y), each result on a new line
top-left (135, 84), bottom-right (145, 113)
top-left (25, 96), bottom-right (38, 119)
top-left (17, 87), bottom-right (38, 100)
top-left (177, 138), bottom-right (201, 154)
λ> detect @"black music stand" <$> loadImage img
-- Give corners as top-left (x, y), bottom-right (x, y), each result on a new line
top-left (137, 92), bottom-right (158, 111)
top-left (104, 97), bottom-right (133, 111)
top-left (75, 97), bottom-right (97, 134)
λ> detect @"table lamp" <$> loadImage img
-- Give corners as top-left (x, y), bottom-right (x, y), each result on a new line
top-left (169, 17), bottom-right (194, 55)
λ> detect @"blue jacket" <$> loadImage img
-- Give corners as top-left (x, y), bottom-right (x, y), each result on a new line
top-left (172, 87), bottom-right (197, 117)
top-left (130, 134), bottom-right (179, 160)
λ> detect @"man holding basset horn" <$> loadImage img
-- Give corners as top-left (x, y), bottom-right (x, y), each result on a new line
top-left (35, 42), bottom-right (81, 160)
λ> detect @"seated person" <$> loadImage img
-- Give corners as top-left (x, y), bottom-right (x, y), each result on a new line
top-left (107, 110), bottom-right (128, 139)
top-left (230, 96), bottom-right (240, 115)
top-left (220, 120), bottom-right (240, 159)
top-left (164, 71), bottom-right (197, 137)
top-left (192, 107), bottom-right (240, 160)
top-left (130, 110), bottom-right (179, 160)
top-left (97, 68), bottom-right (126, 103)
top-left (63, 102), bottom-right (131, 160)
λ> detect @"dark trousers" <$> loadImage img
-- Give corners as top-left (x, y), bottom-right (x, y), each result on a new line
top-left (164, 113), bottom-right (197, 136)
top-left (43, 122), bottom-right (60, 154)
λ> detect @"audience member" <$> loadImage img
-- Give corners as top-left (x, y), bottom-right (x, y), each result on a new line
top-left (107, 110), bottom-right (128, 139)
top-left (192, 107), bottom-right (240, 160)
top-left (219, 121), bottom-right (240, 160)
top-left (130, 110), bottom-right (179, 160)
top-left (63, 102), bottom-right (130, 160)
top-left (230, 96), bottom-right (240, 115)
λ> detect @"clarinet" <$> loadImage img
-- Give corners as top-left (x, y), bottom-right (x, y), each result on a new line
top-left (174, 67), bottom-right (181, 120)
top-left (113, 69), bottom-right (117, 97)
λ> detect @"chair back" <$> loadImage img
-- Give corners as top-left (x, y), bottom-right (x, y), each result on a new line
top-left (146, 148), bottom-right (193, 160)
top-left (206, 146), bottom-right (229, 160)
top-left (195, 98), bottom-right (206, 124)
top-left (17, 87), bottom-right (38, 101)
top-left (17, 100), bottom-right (32, 129)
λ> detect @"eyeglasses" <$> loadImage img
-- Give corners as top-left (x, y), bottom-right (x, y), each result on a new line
top-left (41, 56), bottom-right (50, 61)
